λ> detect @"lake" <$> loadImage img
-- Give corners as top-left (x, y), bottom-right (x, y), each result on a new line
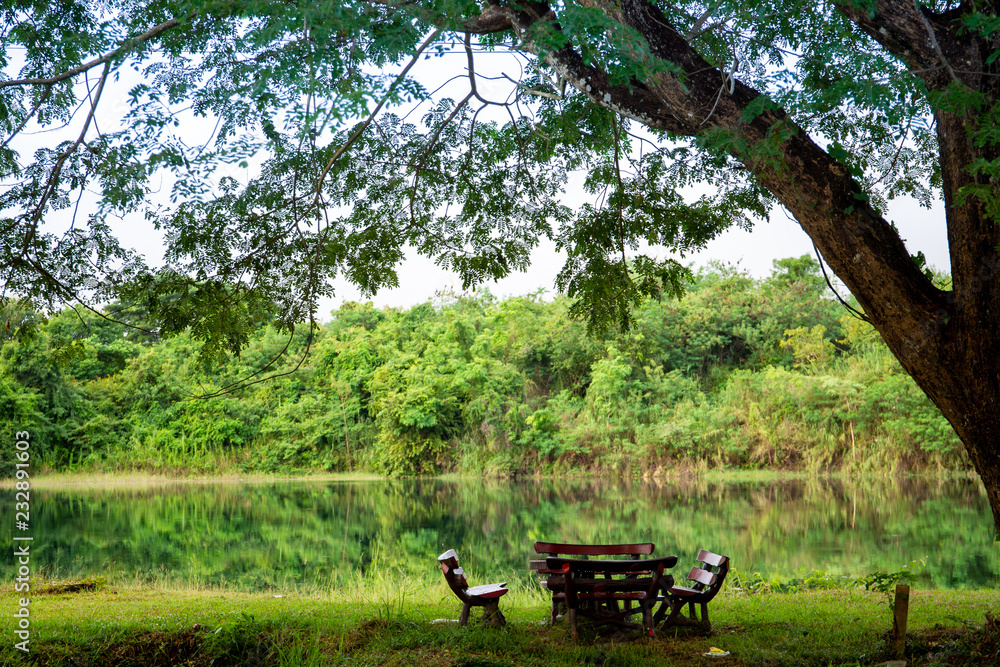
top-left (4, 476), bottom-right (998, 591)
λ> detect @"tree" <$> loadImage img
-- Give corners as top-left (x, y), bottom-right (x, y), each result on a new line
top-left (2, 1), bottom-right (1000, 531)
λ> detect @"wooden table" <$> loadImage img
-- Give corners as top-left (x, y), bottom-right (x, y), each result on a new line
top-left (532, 554), bottom-right (677, 637)
top-left (530, 541), bottom-right (656, 626)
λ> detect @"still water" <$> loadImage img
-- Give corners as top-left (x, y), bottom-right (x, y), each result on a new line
top-left (4, 477), bottom-right (998, 590)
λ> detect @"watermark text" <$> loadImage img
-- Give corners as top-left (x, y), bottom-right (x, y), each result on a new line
top-left (12, 431), bottom-right (31, 653)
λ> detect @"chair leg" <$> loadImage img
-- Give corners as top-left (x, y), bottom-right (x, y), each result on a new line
top-left (569, 607), bottom-right (578, 639)
top-left (659, 598), bottom-right (686, 631)
top-left (700, 603), bottom-right (711, 630)
top-left (482, 600), bottom-right (506, 627)
top-left (550, 599), bottom-right (559, 625)
top-left (459, 602), bottom-right (471, 626)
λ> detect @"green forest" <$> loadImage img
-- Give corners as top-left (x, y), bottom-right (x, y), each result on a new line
top-left (0, 256), bottom-right (966, 479)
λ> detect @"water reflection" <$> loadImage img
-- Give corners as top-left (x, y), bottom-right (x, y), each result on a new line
top-left (2, 476), bottom-right (996, 591)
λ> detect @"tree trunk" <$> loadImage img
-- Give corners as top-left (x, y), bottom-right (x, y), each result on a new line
top-left (950, 415), bottom-right (1000, 538)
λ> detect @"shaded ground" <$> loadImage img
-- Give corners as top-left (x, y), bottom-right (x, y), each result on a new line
top-left (19, 616), bottom-right (1000, 667)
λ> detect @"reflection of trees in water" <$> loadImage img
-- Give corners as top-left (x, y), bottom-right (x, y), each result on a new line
top-left (7, 477), bottom-right (996, 590)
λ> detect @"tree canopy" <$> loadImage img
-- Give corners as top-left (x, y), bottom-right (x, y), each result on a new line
top-left (3, 2), bottom-right (1000, 530)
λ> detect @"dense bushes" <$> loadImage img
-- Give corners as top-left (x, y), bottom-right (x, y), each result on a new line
top-left (0, 257), bottom-right (968, 477)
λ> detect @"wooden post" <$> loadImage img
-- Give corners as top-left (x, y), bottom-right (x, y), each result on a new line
top-left (890, 584), bottom-right (910, 658)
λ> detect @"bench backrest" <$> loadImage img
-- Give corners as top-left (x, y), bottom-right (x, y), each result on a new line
top-left (685, 550), bottom-right (729, 602)
top-left (698, 549), bottom-right (726, 569)
top-left (534, 541), bottom-right (655, 558)
top-left (546, 554), bottom-right (677, 575)
top-left (438, 549), bottom-right (470, 600)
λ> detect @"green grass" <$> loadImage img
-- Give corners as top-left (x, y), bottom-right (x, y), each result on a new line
top-left (1, 578), bottom-right (997, 666)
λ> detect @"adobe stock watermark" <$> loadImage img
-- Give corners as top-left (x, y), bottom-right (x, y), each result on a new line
top-left (11, 431), bottom-right (32, 654)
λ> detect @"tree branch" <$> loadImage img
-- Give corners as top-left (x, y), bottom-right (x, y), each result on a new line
top-left (498, 0), bottom-right (944, 367)
top-left (0, 16), bottom-right (185, 89)
top-left (833, 0), bottom-right (976, 89)
top-left (19, 62), bottom-right (111, 263)
top-left (1, 87), bottom-right (52, 149)
top-left (313, 29), bottom-right (441, 207)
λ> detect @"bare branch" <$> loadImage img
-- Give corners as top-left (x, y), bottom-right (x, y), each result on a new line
top-left (913, 0), bottom-right (960, 84)
top-left (187, 323), bottom-right (317, 399)
top-left (19, 62), bottom-right (111, 263)
top-left (1, 87), bottom-right (52, 148)
top-left (686, 5), bottom-right (716, 41)
top-left (502, 71), bottom-right (564, 99)
top-left (465, 32), bottom-right (508, 106)
top-left (407, 90), bottom-right (475, 226)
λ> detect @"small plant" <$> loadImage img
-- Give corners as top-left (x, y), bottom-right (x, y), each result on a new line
top-left (205, 612), bottom-right (273, 665)
top-left (861, 559), bottom-right (925, 607)
top-left (729, 562), bottom-right (926, 599)
top-left (799, 568), bottom-right (850, 591)
top-left (728, 567), bottom-right (780, 596)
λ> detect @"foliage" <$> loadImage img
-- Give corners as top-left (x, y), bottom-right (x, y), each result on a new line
top-left (0, 0), bottom-right (986, 356)
top-left (7, 0), bottom-right (1000, 532)
top-left (729, 559), bottom-right (926, 598)
top-left (862, 559), bottom-right (926, 600)
top-left (8, 0), bottom-right (1000, 542)
top-left (0, 258), bottom-right (969, 478)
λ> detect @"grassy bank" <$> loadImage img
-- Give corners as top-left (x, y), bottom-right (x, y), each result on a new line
top-left (0, 470), bottom-right (385, 488)
top-left (4, 466), bottom-right (979, 489)
top-left (2, 578), bottom-right (998, 666)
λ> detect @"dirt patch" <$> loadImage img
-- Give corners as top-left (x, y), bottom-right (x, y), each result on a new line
top-left (27, 622), bottom-right (278, 667)
top-left (106, 627), bottom-right (210, 667)
top-left (344, 618), bottom-right (393, 652)
top-left (36, 579), bottom-right (104, 595)
top-left (908, 614), bottom-right (1000, 666)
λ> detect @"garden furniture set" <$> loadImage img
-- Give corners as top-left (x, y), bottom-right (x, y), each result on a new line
top-left (437, 542), bottom-right (729, 638)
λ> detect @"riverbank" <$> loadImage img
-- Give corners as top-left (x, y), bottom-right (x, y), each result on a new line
top-left (2, 581), bottom-right (997, 666)
top-left (0, 469), bottom-right (384, 488)
top-left (3, 466), bottom-right (980, 489)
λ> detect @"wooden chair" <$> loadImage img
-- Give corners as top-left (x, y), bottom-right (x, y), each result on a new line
top-left (437, 549), bottom-right (508, 627)
top-left (656, 549), bottom-right (729, 633)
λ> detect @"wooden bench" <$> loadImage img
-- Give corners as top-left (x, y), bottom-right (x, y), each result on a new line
top-left (655, 549), bottom-right (730, 633)
top-left (533, 541), bottom-right (656, 563)
top-left (545, 555), bottom-right (676, 638)
top-left (437, 549), bottom-right (508, 627)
